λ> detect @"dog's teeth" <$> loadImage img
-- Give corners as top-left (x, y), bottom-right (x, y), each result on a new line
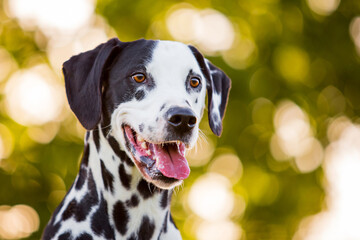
top-left (137, 135), bottom-right (144, 142)
top-left (141, 142), bottom-right (147, 149)
top-left (146, 150), bottom-right (151, 155)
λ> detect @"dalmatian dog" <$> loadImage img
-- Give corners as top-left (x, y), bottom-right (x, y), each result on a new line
top-left (42, 38), bottom-right (231, 240)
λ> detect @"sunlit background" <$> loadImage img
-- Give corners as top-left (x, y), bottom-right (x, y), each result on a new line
top-left (0, 0), bottom-right (359, 239)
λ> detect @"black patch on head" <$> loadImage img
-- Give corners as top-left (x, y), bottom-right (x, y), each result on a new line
top-left (160, 190), bottom-right (169, 209)
top-left (135, 90), bottom-right (145, 101)
top-left (137, 179), bottom-right (158, 199)
top-left (58, 232), bottom-right (72, 240)
top-left (139, 124), bottom-right (144, 132)
top-left (75, 233), bottom-right (93, 240)
top-left (100, 160), bottom-right (114, 193)
top-left (91, 195), bottom-right (115, 239)
top-left (75, 167), bottom-right (87, 190)
top-left (92, 129), bottom-right (100, 152)
top-left (160, 104), bottom-right (166, 111)
top-left (119, 164), bottom-right (132, 190)
top-left (108, 136), bottom-right (134, 167)
top-left (102, 40), bottom-right (157, 120)
top-left (169, 214), bottom-right (178, 230)
top-left (113, 200), bottom-right (129, 235)
top-left (81, 144), bottom-right (90, 167)
top-left (138, 216), bottom-right (155, 240)
top-left (126, 194), bottom-right (140, 208)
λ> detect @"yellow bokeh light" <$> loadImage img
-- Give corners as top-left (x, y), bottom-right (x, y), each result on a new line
top-left (273, 45), bottom-right (310, 83)
top-left (5, 65), bottom-right (65, 126)
top-left (166, 4), bottom-right (235, 55)
top-left (0, 124), bottom-right (14, 161)
top-left (294, 120), bottom-right (360, 239)
top-left (196, 220), bottom-right (242, 240)
top-left (270, 100), bottom-right (323, 173)
top-left (0, 48), bottom-right (18, 83)
top-left (0, 205), bottom-right (40, 239)
top-left (187, 137), bottom-right (215, 167)
top-left (208, 153), bottom-right (243, 183)
top-left (5, 0), bottom-right (94, 35)
top-left (350, 16), bottom-right (360, 57)
top-left (188, 173), bottom-right (235, 221)
top-left (306, 0), bottom-right (341, 16)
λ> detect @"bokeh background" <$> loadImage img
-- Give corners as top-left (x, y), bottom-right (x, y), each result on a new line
top-left (0, 0), bottom-right (359, 239)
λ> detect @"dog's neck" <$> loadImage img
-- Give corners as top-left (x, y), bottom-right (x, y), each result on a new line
top-left (72, 127), bottom-right (178, 239)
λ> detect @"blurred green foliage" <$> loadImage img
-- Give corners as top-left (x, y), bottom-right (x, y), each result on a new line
top-left (0, 0), bottom-right (359, 239)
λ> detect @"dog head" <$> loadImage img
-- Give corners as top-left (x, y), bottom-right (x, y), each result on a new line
top-left (63, 38), bottom-right (231, 189)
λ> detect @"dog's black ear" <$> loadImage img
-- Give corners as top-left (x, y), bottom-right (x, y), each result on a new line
top-left (189, 46), bottom-right (231, 136)
top-left (63, 38), bottom-right (122, 130)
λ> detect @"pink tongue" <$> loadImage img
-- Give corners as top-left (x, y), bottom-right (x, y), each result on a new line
top-left (152, 143), bottom-right (190, 180)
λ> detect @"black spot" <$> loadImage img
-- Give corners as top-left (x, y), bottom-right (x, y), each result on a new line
top-left (91, 195), bottom-right (115, 239)
top-left (156, 117), bottom-right (159, 122)
top-left (135, 90), bottom-right (145, 101)
top-left (195, 98), bottom-right (198, 104)
top-left (138, 216), bottom-right (155, 240)
top-left (76, 233), bottom-right (93, 240)
top-left (75, 167), bottom-right (87, 190)
top-left (148, 126), bottom-right (154, 132)
top-left (81, 144), bottom-right (90, 167)
top-left (119, 164), bottom-right (132, 190)
top-left (127, 234), bottom-right (136, 240)
top-left (62, 200), bottom-right (77, 221)
top-left (113, 200), bottom-right (129, 235)
top-left (139, 123), bottom-right (144, 132)
top-left (126, 194), bottom-right (139, 208)
top-left (162, 211), bottom-right (169, 234)
top-left (160, 104), bottom-right (166, 111)
top-left (160, 190), bottom-right (169, 209)
top-left (108, 136), bottom-right (134, 167)
top-left (137, 179), bottom-right (158, 199)
top-left (42, 199), bottom-right (65, 239)
top-left (169, 214), bottom-right (178, 230)
top-left (101, 160), bottom-right (114, 193)
top-left (185, 100), bottom-right (190, 106)
top-left (42, 222), bottom-right (61, 240)
top-left (92, 129), bottom-right (100, 152)
top-left (58, 231), bottom-right (72, 240)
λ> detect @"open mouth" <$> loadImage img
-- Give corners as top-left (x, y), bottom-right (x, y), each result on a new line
top-left (122, 125), bottom-right (190, 184)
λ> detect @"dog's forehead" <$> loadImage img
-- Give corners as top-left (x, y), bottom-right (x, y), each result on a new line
top-left (147, 41), bottom-right (202, 78)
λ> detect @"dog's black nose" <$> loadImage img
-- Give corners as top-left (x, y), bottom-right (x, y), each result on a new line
top-left (167, 107), bottom-right (197, 131)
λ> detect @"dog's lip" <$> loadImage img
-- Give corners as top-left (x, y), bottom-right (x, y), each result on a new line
top-left (122, 125), bottom-right (190, 148)
top-left (122, 124), bottom-right (190, 181)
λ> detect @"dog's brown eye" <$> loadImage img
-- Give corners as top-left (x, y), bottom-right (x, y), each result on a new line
top-left (190, 77), bottom-right (200, 88)
top-left (132, 73), bottom-right (146, 83)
